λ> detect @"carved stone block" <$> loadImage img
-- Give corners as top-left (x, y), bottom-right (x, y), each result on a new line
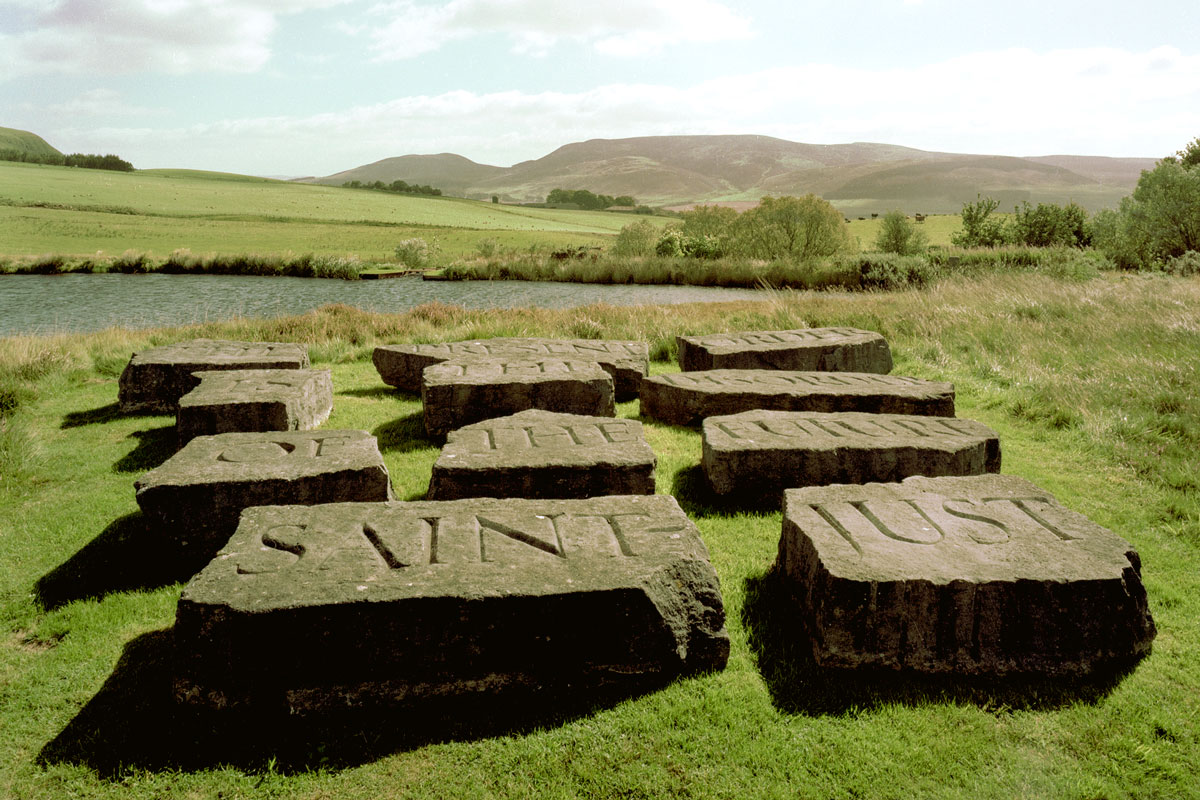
top-left (176, 368), bottom-right (333, 445)
top-left (428, 409), bottom-right (656, 500)
top-left (173, 495), bottom-right (730, 712)
top-left (640, 370), bottom-right (955, 427)
top-left (421, 358), bottom-right (614, 437)
top-left (678, 328), bottom-right (892, 373)
top-left (118, 339), bottom-right (309, 413)
top-left (777, 475), bottom-right (1156, 675)
top-left (702, 410), bottom-right (999, 496)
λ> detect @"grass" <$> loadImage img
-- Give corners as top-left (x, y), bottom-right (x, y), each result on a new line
top-left (1, 272), bottom-right (1199, 797)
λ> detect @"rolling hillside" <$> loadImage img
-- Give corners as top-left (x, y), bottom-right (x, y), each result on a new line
top-left (0, 126), bottom-right (63, 158)
top-left (310, 134), bottom-right (1157, 213)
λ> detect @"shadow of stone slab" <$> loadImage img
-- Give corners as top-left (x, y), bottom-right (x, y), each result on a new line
top-left (338, 386), bottom-right (415, 400)
top-left (740, 568), bottom-right (1141, 716)
top-left (34, 513), bottom-right (202, 611)
top-left (61, 402), bottom-right (170, 430)
top-left (39, 628), bottom-right (671, 777)
top-left (372, 411), bottom-right (436, 455)
top-left (113, 424), bottom-right (177, 473)
top-left (670, 465), bottom-right (779, 519)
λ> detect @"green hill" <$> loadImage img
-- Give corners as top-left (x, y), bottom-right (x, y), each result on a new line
top-left (0, 126), bottom-right (63, 158)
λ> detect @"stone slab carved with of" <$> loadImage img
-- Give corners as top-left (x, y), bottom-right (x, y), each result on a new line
top-left (176, 368), bottom-right (333, 446)
top-left (374, 337), bottom-right (649, 401)
top-left (118, 338), bottom-right (310, 414)
top-left (640, 370), bottom-right (955, 428)
top-left (776, 474), bottom-right (1156, 675)
top-left (173, 495), bottom-right (730, 713)
top-left (702, 410), bottom-right (1000, 498)
top-left (421, 357), bottom-right (614, 437)
top-left (136, 430), bottom-right (393, 561)
top-left (428, 409), bottom-right (656, 500)
top-left (677, 328), bottom-right (893, 374)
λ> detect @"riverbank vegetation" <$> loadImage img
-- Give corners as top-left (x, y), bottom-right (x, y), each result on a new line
top-left (2, 272), bottom-right (1199, 797)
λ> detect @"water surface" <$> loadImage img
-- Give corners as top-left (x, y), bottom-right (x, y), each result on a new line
top-left (0, 274), bottom-right (765, 336)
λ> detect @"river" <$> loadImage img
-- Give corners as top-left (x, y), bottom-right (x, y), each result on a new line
top-left (0, 274), bottom-right (766, 337)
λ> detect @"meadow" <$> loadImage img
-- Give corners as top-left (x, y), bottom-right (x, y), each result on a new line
top-left (2, 272), bottom-right (1199, 798)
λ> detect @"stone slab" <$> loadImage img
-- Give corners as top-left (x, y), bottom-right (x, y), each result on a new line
top-left (640, 370), bottom-right (955, 427)
top-left (702, 410), bottom-right (999, 496)
top-left (421, 358), bottom-right (614, 437)
top-left (374, 337), bottom-right (648, 401)
top-left (776, 475), bottom-right (1156, 675)
top-left (428, 409), bottom-right (656, 500)
top-left (678, 328), bottom-right (893, 373)
top-left (136, 430), bottom-right (394, 559)
top-left (176, 369), bottom-right (333, 445)
top-left (118, 339), bottom-right (310, 413)
top-left (173, 495), bottom-right (730, 712)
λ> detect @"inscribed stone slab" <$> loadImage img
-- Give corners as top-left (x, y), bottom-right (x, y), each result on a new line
top-left (421, 358), bottom-right (614, 437)
top-left (118, 339), bottom-right (309, 413)
top-left (702, 410), bottom-right (999, 496)
top-left (374, 338), bottom-right (648, 400)
top-left (173, 495), bottom-right (730, 712)
top-left (678, 328), bottom-right (893, 373)
top-left (176, 368), bottom-right (333, 445)
top-left (428, 409), bottom-right (656, 500)
top-left (136, 430), bottom-right (393, 559)
top-left (777, 475), bottom-right (1156, 675)
top-left (640, 370), bottom-right (955, 427)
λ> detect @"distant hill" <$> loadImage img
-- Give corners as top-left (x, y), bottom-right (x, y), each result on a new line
top-left (309, 135), bottom-right (1158, 214)
top-left (0, 126), bottom-right (62, 158)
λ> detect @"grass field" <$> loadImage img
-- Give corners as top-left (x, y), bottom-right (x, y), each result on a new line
top-left (0, 162), bottom-right (653, 262)
top-left (2, 272), bottom-right (1199, 798)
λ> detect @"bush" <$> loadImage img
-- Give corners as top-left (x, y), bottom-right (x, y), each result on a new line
top-left (731, 195), bottom-right (854, 261)
top-left (850, 253), bottom-right (935, 289)
top-left (874, 210), bottom-right (928, 255)
top-left (612, 220), bottom-right (658, 257)
top-left (655, 228), bottom-right (686, 257)
top-left (475, 238), bottom-right (501, 258)
top-left (951, 196), bottom-right (1007, 248)
top-left (394, 238), bottom-right (437, 268)
top-left (1164, 251), bottom-right (1200, 276)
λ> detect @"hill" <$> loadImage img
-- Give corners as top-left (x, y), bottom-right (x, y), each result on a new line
top-left (0, 126), bottom-right (63, 158)
top-left (311, 135), bottom-right (1158, 213)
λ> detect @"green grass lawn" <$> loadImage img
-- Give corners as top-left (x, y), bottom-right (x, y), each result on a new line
top-left (1, 273), bottom-right (1198, 798)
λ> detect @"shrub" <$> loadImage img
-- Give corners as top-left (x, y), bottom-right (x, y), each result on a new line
top-left (951, 195), bottom-right (1007, 248)
top-left (612, 220), bottom-right (658, 257)
top-left (394, 238), bottom-right (437, 268)
top-left (850, 253), bottom-right (935, 289)
top-left (730, 195), bottom-right (854, 261)
top-left (874, 210), bottom-right (928, 255)
top-left (1164, 251), bottom-right (1200, 276)
top-left (475, 238), bottom-right (501, 258)
top-left (655, 228), bottom-right (686, 257)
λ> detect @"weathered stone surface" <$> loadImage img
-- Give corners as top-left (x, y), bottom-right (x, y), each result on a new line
top-left (640, 370), bottom-right (955, 427)
top-left (678, 328), bottom-right (892, 373)
top-left (374, 337), bottom-right (648, 401)
top-left (776, 475), bottom-right (1156, 675)
top-left (421, 358), bottom-right (614, 437)
top-left (176, 369), bottom-right (333, 445)
top-left (428, 409), bottom-right (656, 500)
top-left (702, 410), bottom-right (999, 496)
top-left (173, 495), bottom-right (730, 712)
top-left (118, 339), bottom-right (309, 413)
top-left (136, 430), bottom-right (393, 559)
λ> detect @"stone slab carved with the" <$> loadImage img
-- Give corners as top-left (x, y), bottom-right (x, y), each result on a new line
top-left (374, 337), bottom-right (648, 400)
top-left (118, 339), bottom-right (310, 413)
top-left (421, 358), bottom-right (614, 437)
top-left (776, 474), bottom-right (1156, 675)
top-left (136, 430), bottom-right (393, 559)
top-left (428, 409), bottom-right (656, 500)
top-left (678, 328), bottom-right (893, 373)
top-left (702, 410), bottom-right (999, 496)
top-left (176, 368), bottom-right (333, 445)
top-left (640, 370), bottom-right (955, 427)
top-left (173, 495), bottom-right (730, 712)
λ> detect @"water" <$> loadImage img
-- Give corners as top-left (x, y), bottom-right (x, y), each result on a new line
top-left (0, 274), bottom-right (766, 336)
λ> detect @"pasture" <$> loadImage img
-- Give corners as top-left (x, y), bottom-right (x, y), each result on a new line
top-left (1, 273), bottom-right (1198, 798)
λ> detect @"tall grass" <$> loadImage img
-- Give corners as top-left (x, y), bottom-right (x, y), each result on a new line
top-left (0, 250), bottom-right (364, 279)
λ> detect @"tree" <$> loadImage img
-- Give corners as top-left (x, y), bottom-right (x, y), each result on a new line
top-left (874, 210), bottom-right (928, 255)
top-left (951, 195), bottom-right (1007, 247)
top-left (1177, 137), bottom-right (1200, 169)
top-left (1008, 201), bottom-right (1091, 247)
top-left (730, 195), bottom-right (854, 261)
top-left (612, 220), bottom-right (658, 257)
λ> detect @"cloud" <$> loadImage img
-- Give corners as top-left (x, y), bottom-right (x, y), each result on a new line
top-left (55, 45), bottom-right (1200, 174)
top-left (367, 0), bottom-right (753, 59)
top-left (0, 0), bottom-right (349, 79)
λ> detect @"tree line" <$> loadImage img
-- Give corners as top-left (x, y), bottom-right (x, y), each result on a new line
top-left (341, 179), bottom-right (443, 197)
top-left (0, 149), bottom-right (134, 172)
top-left (546, 188), bottom-right (636, 210)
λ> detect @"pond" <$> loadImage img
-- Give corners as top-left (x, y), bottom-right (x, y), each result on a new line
top-left (0, 274), bottom-right (767, 337)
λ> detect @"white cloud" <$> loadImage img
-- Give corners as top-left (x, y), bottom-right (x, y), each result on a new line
top-left (45, 88), bottom-right (161, 117)
top-left (367, 0), bottom-right (753, 59)
top-left (0, 0), bottom-right (350, 79)
top-left (54, 45), bottom-right (1200, 174)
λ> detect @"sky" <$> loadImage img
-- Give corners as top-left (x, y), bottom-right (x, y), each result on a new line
top-left (2, 0), bottom-right (1199, 177)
